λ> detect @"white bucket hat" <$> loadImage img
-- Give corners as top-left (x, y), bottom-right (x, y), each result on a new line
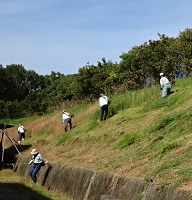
top-left (30, 149), bottom-right (39, 154)
top-left (160, 72), bottom-right (164, 76)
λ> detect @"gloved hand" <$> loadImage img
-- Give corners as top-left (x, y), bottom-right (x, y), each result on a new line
top-left (29, 160), bottom-right (33, 165)
top-left (45, 160), bottom-right (49, 164)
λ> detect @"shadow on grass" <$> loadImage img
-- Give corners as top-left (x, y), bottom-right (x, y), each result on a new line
top-left (0, 183), bottom-right (52, 200)
top-left (0, 144), bottom-right (32, 169)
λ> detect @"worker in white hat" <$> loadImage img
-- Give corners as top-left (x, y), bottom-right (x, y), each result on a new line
top-left (28, 149), bottom-right (49, 183)
top-left (99, 93), bottom-right (109, 121)
top-left (159, 72), bottom-right (172, 98)
top-left (62, 110), bottom-right (73, 132)
top-left (17, 124), bottom-right (27, 144)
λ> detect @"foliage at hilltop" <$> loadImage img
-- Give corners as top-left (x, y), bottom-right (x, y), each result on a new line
top-left (12, 77), bottom-right (192, 187)
top-left (1, 28), bottom-right (192, 119)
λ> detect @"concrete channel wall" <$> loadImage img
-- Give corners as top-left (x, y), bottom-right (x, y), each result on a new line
top-left (15, 156), bottom-right (192, 200)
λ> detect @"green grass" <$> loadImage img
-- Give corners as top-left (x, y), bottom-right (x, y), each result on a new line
top-left (56, 134), bottom-right (71, 146)
top-left (4, 77), bottom-right (192, 193)
top-left (0, 169), bottom-right (72, 200)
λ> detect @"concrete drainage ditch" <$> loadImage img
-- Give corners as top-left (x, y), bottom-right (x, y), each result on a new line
top-left (15, 156), bottom-right (192, 200)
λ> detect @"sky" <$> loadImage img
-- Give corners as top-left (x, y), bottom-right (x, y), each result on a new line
top-left (1, 0), bottom-right (192, 76)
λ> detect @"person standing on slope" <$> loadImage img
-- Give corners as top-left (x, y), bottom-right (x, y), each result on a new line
top-left (160, 72), bottom-right (172, 98)
top-left (99, 93), bottom-right (110, 121)
top-left (62, 110), bottom-right (73, 132)
top-left (17, 124), bottom-right (27, 144)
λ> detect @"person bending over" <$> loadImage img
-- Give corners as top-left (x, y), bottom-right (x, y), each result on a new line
top-left (62, 110), bottom-right (73, 132)
top-left (159, 72), bottom-right (172, 98)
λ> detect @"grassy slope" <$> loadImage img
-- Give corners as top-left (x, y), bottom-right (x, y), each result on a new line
top-left (9, 77), bottom-right (192, 188)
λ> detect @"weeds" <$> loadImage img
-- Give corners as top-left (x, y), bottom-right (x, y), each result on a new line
top-left (56, 134), bottom-right (71, 146)
top-left (150, 116), bottom-right (175, 131)
top-left (5, 77), bottom-right (192, 189)
top-left (116, 132), bottom-right (142, 150)
top-left (154, 158), bottom-right (182, 174)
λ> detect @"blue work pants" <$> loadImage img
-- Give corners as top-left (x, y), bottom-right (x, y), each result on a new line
top-left (29, 163), bottom-right (41, 183)
top-left (162, 83), bottom-right (171, 98)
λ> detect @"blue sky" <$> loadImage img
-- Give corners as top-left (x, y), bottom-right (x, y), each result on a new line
top-left (1, 0), bottom-right (192, 75)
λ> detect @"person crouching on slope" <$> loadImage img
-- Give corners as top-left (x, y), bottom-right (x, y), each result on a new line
top-left (29, 149), bottom-right (49, 183)
top-left (160, 72), bottom-right (172, 98)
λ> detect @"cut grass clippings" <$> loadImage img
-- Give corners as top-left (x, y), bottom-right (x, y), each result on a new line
top-left (4, 77), bottom-right (192, 192)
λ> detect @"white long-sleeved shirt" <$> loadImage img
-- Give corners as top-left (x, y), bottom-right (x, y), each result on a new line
top-left (18, 126), bottom-right (25, 133)
top-left (62, 112), bottom-right (70, 121)
top-left (99, 95), bottom-right (108, 107)
top-left (29, 153), bottom-right (48, 165)
top-left (160, 76), bottom-right (170, 87)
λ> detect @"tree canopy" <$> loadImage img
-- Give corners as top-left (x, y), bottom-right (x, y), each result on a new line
top-left (1, 28), bottom-right (192, 119)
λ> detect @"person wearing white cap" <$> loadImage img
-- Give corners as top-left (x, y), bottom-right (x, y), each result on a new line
top-left (159, 72), bottom-right (172, 98)
top-left (62, 110), bottom-right (72, 132)
top-left (99, 93), bottom-right (109, 121)
top-left (17, 124), bottom-right (27, 144)
top-left (28, 149), bottom-right (48, 183)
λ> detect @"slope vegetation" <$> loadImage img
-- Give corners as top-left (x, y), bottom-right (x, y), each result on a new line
top-left (7, 77), bottom-right (192, 188)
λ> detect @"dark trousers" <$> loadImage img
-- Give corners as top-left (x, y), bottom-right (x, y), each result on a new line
top-left (29, 163), bottom-right (41, 182)
top-left (64, 118), bottom-right (72, 132)
top-left (18, 132), bottom-right (25, 141)
top-left (100, 104), bottom-right (108, 121)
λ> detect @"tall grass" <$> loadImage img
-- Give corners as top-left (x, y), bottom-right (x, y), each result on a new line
top-left (8, 77), bottom-right (192, 189)
top-left (64, 77), bottom-right (192, 185)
